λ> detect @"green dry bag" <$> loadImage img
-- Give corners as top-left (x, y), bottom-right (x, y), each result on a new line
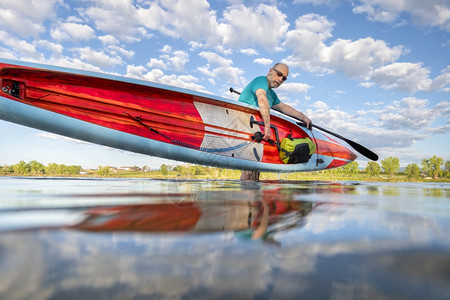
top-left (279, 135), bottom-right (316, 164)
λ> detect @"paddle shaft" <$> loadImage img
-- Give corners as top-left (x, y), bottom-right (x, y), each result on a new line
top-left (229, 87), bottom-right (379, 161)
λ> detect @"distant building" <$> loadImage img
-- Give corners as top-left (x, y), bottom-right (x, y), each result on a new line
top-left (118, 166), bottom-right (142, 172)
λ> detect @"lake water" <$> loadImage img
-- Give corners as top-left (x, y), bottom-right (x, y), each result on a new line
top-left (0, 177), bottom-right (449, 299)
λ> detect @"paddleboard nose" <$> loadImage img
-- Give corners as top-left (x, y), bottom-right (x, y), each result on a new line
top-left (315, 137), bottom-right (358, 169)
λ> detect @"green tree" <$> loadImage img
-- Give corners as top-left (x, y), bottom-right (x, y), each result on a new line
top-left (364, 161), bottom-right (381, 177)
top-left (404, 163), bottom-right (421, 179)
top-left (342, 161), bottom-right (359, 176)
top-left (4, 165), bottom-right (14, 173)
top-left (160, 164), bottom-right (169, 176)
top-left (323, 166), bottom-right (344, 178)
top-left (66, 165), bottom-right (82, 175)
top-left (28, 160), bottom-right (45, 175)
top-left (97, 166), bottom-right (110, 176)
top-left (445, 160), bottom-right (450, 178)
top-left (421, 156), bottom-right (444, 179)
top-left (381, 157), bottom-right (400, 179)
top-left (45, 163), bottom-right (59, 175)
top-left (193, 165), bottom-right (207, 176)
top-left (13, 161), bottom-right (30, 175)
top-left (57, 164), bottom-right (69, 175)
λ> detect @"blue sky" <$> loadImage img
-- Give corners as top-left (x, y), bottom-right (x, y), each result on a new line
top-left (0, 0), bottom-right (449, 169)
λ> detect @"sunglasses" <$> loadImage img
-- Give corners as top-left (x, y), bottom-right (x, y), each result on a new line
top-left (272, 68), bottom-right (287, 81)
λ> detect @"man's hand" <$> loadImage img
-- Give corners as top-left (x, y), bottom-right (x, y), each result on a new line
top-left (303, 116), bottom-right (312, 130)
top-left (256, 89), bottom-right (272, 140)
top-left (263, 125), bottom-right (271, 140)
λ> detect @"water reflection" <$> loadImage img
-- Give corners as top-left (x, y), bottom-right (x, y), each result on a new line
top-left (72, 198), bottom-right (313, 241)
top-left (0, 178), bottom-right (449, 299)
top-left (1, 182), bottom-right (317, 241)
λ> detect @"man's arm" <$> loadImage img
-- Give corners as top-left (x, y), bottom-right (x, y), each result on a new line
top-left (255, 89), bottom-right (272, 140)
top-left (272, 102), bottom-right (312, 129)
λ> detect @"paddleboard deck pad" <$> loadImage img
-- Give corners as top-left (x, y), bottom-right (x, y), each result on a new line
top-left (0, 59), bottom-right (356, 172)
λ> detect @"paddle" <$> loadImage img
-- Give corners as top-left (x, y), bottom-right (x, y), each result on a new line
top-left (229, 87), bottom-right (379, 161)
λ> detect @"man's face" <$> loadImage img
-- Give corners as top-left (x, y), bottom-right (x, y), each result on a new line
top-left (268, 65), bottom-right (288, 89)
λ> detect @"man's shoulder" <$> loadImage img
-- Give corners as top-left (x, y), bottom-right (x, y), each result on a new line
top-left (250, 76), bottom-right (269, 91)
top-left (252, 76), bottom-right (268, 85)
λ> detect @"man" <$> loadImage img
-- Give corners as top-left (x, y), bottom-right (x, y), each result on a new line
top-left (238, 63), bottom-right (312, 180)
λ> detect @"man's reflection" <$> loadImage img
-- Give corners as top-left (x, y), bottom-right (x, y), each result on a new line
top-left (72, 188), bottom-right (313, 240)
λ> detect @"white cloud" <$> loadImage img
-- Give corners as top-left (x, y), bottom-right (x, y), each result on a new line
top-left (51, 22), bottom-right (96, 42)
top-left (0, 30), bottom-right (43, 60)
top-left (0, 0), bottom-right (61, 38)
top-left (363, 101), bottom-right (385, 107)
top-left (359, 81), bottom-right (374, 88)
top-left (285, 14), bottom-right (404, 78)
top-left (161, 50), bottom-right (189, 72)
top-left (352, 1), bottom-right (401, 23)
top-left (99, 35), bottom-right (119, 46)
top-left (199, 51), bottom-right (233, 67)
top-left (0, 46), bottom-right (17, 59)
top-left (197, 64), bottom-right (245, 87)
top-left (147, 58), bottom-right (167, 70)
top-left (45, 57), bottom-right (103, 72)
top-left (352, 0), bottom-right (450, 31)
top-left (219, 4), bottom-right (289, 50)
top-left (360, 97), bottom-right (450, 135)
top-left (333, 90), bottom-right (346, 96)
top-left (294, 0), bottom-right (450, 31)
top-left (294, 0), bottom-right (341, 5)
top-left (0, 8), bottom-right (45, 38)
top-left (160, 45), bottom-right (173, 53)
top-left (107, 45), bottom-right (135, 59)
top-left (278, 82), bottom-right (312, 94)
top-left (304, 95), bottom-right (450, 155)
top-left (125, 64), bottom-right (148, 79)
top-left (188, 41), bottom-right (204, 51)
top-left (197, 51), bottom-right (245, 86)
top-left (143, 46), bottom-right (190, 72)
top-left (284, 14), bottom-right (335, 73)
top-left (163, 0), bottom-right (221, 43)
top-left (197, 65), bottom-right (215, 78)
top-left (369, 62), bottom-right (433, 93)
top-left (253, 58), bottom-right (273, 66)
top-left (436, 100), bottom-right (450, 119)
top-left (328, 37), bottom-right (404, 79)
top-left (378, 97), bottom-right (436, 130)
top-left (284, 13), bottom-right (449, 93)
top-left (240, 48), bottom-right (259, 56)
top-left (74, 47), bottom-right (124, 69)
top-left (34, 40), bottom-right (64, 56)
top-left (426, 124), bottom-right (450, 134)
top-left (83, 1), bottom-right (146, 43)
top-left (136, 0), bottom-right (221, 45)
top-left (311, 100), bottom-right (330, 111)
top-left (431, 65), bottom-right (450, 92)
top-left (126, 66), bottom-right (208, 93)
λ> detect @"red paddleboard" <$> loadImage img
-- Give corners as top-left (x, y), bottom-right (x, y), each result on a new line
top-left (0, 59), bottom-right (357, 172)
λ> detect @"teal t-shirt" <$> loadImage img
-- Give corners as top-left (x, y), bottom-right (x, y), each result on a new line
top-left (238, 76), bottom-right (281, 107)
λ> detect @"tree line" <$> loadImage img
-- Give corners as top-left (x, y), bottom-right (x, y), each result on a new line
top-left (365, 156), bottom-right (448, 179)
top-left (160, 155), bottom-right (450, 180)
top-left (1, 155), bottom-right (449, 180)
top-left (0, 160), bottom-right (82, 176)
top-left (319, 155), bottom-right (449, 179)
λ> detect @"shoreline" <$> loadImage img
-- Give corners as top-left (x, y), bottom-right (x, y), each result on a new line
top-left (1, 173), bottom-right (449, 183)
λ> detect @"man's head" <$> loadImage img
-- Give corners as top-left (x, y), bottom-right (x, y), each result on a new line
top-left (267, 63), bottom-right (289, 89)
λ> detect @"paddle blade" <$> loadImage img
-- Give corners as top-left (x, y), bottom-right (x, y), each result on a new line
top-left (345, 139), bottom-right (379, 161)
top-left (301, 122), bottom-right (379, 161)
